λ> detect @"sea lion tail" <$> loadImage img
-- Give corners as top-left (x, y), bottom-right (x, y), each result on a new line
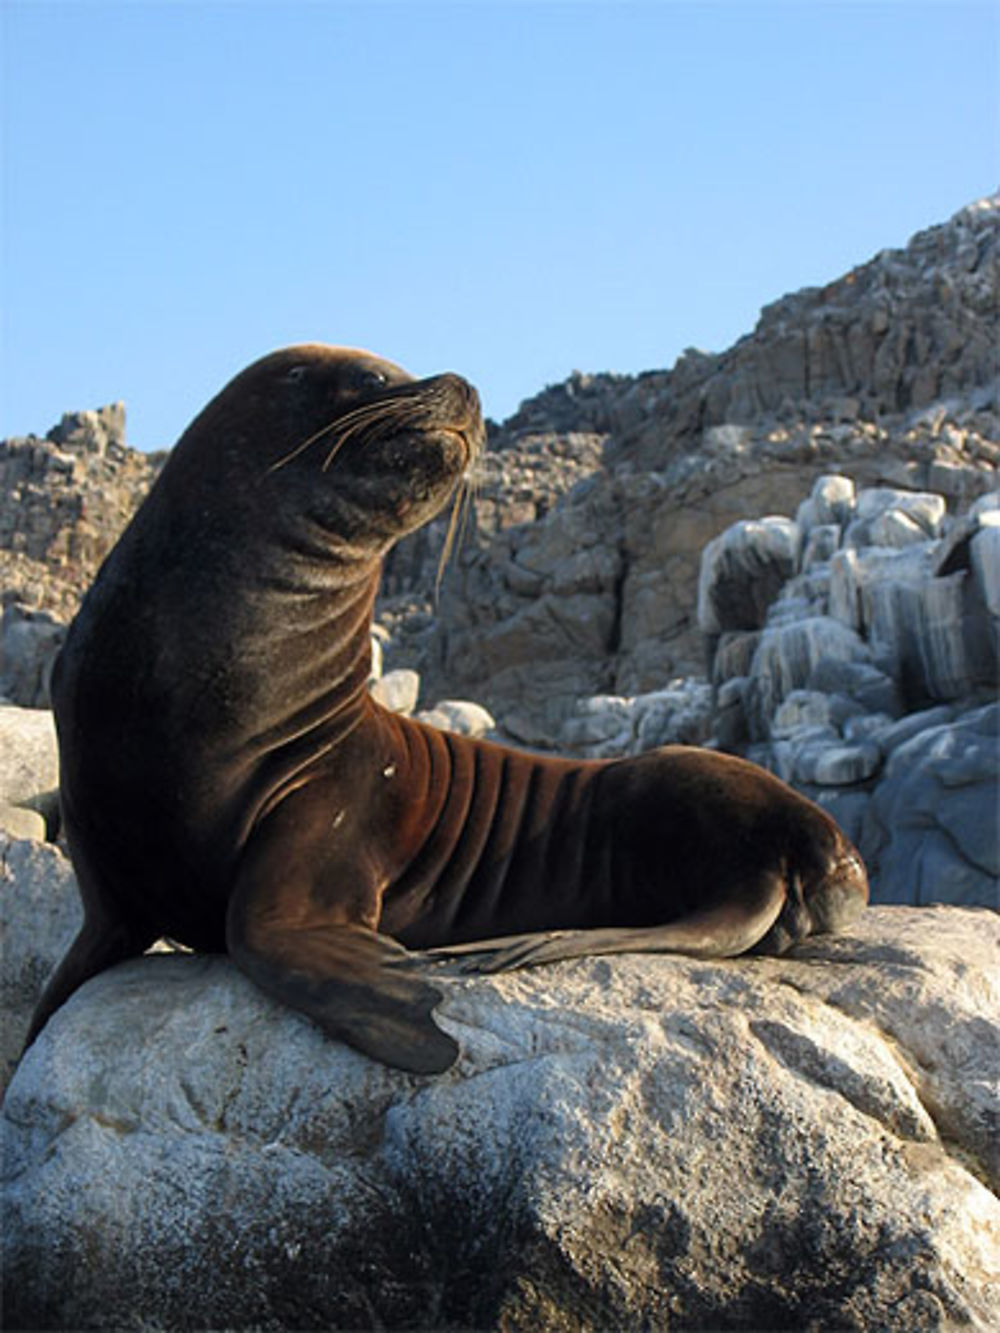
top-left (23, 911), bottom-right (154, 1053)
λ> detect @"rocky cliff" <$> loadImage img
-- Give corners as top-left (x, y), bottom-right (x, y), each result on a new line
top-left (388, 196), bottom-right (998, 732)
top-left (0, 406), bottom-right (164, 705)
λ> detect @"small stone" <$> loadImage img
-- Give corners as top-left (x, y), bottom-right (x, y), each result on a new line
top-left (414, 700), bottom-right (496, 738)
top-left (369, 668), bottom-right (421, 715)
top-left (810, 742), bottom-right (882, 786)
top-left (0, 806), bottom-right (46, 841)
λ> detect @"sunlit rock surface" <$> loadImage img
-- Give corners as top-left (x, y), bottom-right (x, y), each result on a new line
top-left (3, 907), bottom-right (997, 1332)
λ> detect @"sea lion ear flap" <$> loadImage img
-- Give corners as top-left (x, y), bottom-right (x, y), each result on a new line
top-left (226, 901), bottom-right (459, 1074)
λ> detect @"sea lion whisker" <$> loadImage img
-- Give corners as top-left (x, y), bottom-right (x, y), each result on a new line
top-left (456, 469), bottom-right (477, 552)
top-left (434, 482), bottom-right (465, 597)
top-left (320, 401), bottom-right (431, 472)
top-left (267, 419), bottom-right (341, 473)
top-left (269, 398), bottom-right (419, 475)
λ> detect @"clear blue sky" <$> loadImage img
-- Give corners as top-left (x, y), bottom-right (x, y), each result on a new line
top-left (2, 1), bottom-right (997, 451)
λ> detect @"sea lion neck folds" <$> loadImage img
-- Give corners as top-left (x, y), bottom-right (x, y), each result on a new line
top-left (28, 343), bottom-right (868, 1076)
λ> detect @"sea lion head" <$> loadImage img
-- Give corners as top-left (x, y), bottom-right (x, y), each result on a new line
top-left (171, 343), bottom-right (485, 554)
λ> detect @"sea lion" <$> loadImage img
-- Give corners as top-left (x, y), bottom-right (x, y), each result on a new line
top-left (26, 344), bottom-right (868, 1074)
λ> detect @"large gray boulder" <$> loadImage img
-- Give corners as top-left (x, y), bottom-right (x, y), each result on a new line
top-left (861, 701), bottom-right (999, 906)
top-left (3, 907), bottom-right (997, 1332)
top-left (0, 836), bottom-right (81, 1090)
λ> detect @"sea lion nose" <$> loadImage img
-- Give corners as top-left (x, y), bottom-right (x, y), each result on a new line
top-left (431, 372), bottom-right (482, 424)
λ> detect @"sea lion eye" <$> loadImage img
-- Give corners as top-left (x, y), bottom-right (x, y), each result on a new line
top-left (360, 368), bottom-right (388, 390)
top-left (284, 366), bottom-right (308, 384)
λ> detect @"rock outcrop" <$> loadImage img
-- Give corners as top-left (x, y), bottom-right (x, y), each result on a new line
top-left (0, 406), bottom-right (164, 706)
top-left (692, 477), bottom-right (999, 908)
top-left (3, 905), bottom-right (997, 1331)
top-left (383, 196), bottom-right (998, 732)
top-left (536, 472), bottom-right (998, 908)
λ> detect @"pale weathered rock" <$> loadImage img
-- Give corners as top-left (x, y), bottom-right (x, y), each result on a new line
top-left (807, 658), bottom-right (902, 717)
top-left (3, 907), bottom-right (998, 1332)
top-left (795, 473), bottom-right (856, 535)
top-left (369, 667), bottom-right (421, 715)
top-left (845, 486), bottom-right (947, 548)
top-left (697, 515), bottom-right (800, 634)
top-left (0, 835), bottom-right (81, 1090)
top-left (0, 705), bottom-right (59, 833)
top-left (802, 741), bottom-right (882, 786)
top-left (801, 521), bottom-right (841, 570)
top-left (414, 699), bottom-right (496, 738)
top-left (771, 689), bottom-right (860, 737)
top-left (868, 507), bottom-right (933, 548)
top-left (972, 522), bottom-right (1000, 618)
top-left (0, 805), bottom-right (47, 842)
top-left (558, 682), bottom-right (713, 758)
top-left (830, 543), bottom-right (993, 702)
top-left (745, 615), bottom-right (872, 737)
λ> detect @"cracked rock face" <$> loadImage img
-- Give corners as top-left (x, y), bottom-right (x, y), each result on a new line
top-left (3, 908), bottom-right (997, 1331)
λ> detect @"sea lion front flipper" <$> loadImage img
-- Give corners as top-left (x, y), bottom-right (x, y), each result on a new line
top-left (227, 907), bottom-right (458, 1075)
top-left (428, 873), bottom-right (787, 974)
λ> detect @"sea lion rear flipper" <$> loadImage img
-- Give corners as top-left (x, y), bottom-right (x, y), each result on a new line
top-left (24, 910), bottom-right (154, 1052)
top-left (227, 903), bottom-right (458, 1075)
top-left (428, 873), bottom-right (787, 974)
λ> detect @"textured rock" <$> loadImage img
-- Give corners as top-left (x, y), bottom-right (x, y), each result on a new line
top-left (3, 908), bottom-right (997, 1332)
top-left (745, 615), bottom-right (872, 738)
top-left (368, 667), bottom-right (421, 715)
top-left (0, 605), bottom-right (66, 708)
top-left (845, 486), bottom-right (947, 548)
top-left (697, 515), bottom-right (800, 634)
top-left (796, 473), bottom-right (857, 535)
top-left (0, 405), bottom-right (162, 621)
top-left (0, 705), bottom-right (59, 834)
top-left (830, 540), bottom-right (995, 703)
top-left (972, 522), bottom-right (1000, 618)
top-left (405, 199), bottom-right (1000, 721)
top-left (701, 469), bottom-right (997, 907)
top-left (558, 680), bottom-right (713, 759)
top-left (0, 836), bottom-right (81, 1090)
top-left (413, 699), bottom-right (496, 738)
top-left (0, 806), bottom-right (47, 841)
top-left (861, 702), bottom-right (999, 907)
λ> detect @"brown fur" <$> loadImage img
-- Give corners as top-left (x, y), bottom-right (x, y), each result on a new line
top-left (27, 345), bottom-right (868, 1074)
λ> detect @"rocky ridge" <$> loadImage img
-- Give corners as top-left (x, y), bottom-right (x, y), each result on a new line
top-left (399, 195), bottom-right (998, 725)
top-left (0, 406), bottom-right (164, 706)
